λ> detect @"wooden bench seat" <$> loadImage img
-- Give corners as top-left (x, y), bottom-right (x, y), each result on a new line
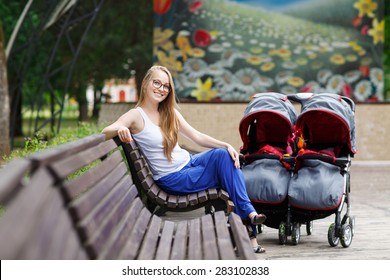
top-left (120, 139), bottom-right (235, 215)
top-left (0, 133), bottom-right (255, 260)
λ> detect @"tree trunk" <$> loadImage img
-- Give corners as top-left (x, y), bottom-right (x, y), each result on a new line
top-left (0, 23), bottom-right (11, 157)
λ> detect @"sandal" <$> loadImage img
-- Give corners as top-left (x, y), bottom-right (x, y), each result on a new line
top-left (251, 214), bottom-right (267, 225)
top-left (253, 245), bottom-right (266, 253)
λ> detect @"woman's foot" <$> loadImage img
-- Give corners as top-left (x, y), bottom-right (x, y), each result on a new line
top-left (253, 245), bottom-right (266, 253)
top-left (250, 213), bottom-right (267, 225)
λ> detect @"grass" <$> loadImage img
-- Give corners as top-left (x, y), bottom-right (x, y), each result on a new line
top-left (3, 118), bottom-right (102, 163)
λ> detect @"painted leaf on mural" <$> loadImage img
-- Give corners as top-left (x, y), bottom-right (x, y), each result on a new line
top-left (153, 0), bottom-right (385, 102)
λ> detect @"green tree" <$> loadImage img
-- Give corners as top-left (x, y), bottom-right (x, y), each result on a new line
top-left (65, 0), bottom-right (153, 121)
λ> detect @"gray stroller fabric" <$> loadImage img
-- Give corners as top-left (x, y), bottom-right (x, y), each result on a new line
top-left (288, 159), bottom-right (344, 210)
top-left (299, 93), bottom-right (357, 154)
top-left (243, 92), bottom-right (298, 126)
top-left (242, 159), bottom-right (290, 203)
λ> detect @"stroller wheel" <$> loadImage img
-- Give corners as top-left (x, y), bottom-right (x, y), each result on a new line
top-left (278, 222), bottom-right (287, 245)
top-left (328, 223), bottom-right (340, 247)
top-left (347, 216), bottom-right (355, 236)
top-left (291, 222), bottom-right (300, 245)
top-left (340, 224), bottom-right (353, 248)
top-left (306, 221), bottom-right (313, 235)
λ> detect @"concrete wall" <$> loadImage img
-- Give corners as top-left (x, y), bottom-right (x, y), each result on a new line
top-left (99, 102), bottom-right (389, 161)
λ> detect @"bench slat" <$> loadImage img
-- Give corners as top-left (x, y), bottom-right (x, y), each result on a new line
top-left (155, 220), bottom-right (175, 259)
top-left (214, 211), bottom-right (236, 260)
top-left (177, 195), bottom-right (189, 208)
top-left (23, 189), bottom-right (73, 259)
top-left (29, 134), bottom-right (105, 166)
top-left (85, 184), bottom-right (138, 258)
top-left (201, 214), bottom-right (219, 259)
top-left (207, 188), bottom-right (218, 199)
top-left (228, 213), bottom-right (256, 260)
top-left (69, 162), bottom-right (128, 222)
top-left (170, 221), bottom-right (188, 260)
top-left (137, 215), bottom-right (163, 260)
top-left (117, 206), bottom-right (152, 259)
top-left (188, 218), bottom-right (202, 259)
top-left (0, 159), bottom-right (31, 203)
top-left (167, 195), bottom-right (178, 208)
top-left (0, 168), bottom-right (83, 259)
top-left (100, 197), bottom-right (147, 259)
top-left (62, 150), bottom-right (124, 201)
top-left (78, 176), bottom-right (136, 242)
top-left (50, 140), bottom-right (119, 179)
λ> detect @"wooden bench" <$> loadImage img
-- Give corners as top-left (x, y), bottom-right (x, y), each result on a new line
top-left (0, 133), bottom-right (255, 260)
top-left (121, 139), bottom-right (235, 215)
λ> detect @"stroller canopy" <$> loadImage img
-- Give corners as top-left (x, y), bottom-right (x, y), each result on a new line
top-left (239, 92), bottom-right (298, 153)
top-left (295, 93), bottom-right (357, 155)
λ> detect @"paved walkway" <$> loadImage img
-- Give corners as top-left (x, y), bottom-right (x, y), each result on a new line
top-left (163, 161), bottom-right (390, 260)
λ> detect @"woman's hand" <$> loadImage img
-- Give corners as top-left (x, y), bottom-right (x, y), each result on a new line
top-left (227, 145), bottom-right (240, 168)
top-left (117, 126), bottom-right (133, 143)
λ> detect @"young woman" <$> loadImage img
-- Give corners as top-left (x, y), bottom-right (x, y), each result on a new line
top-left (102, 65), bottom-right (266, 253)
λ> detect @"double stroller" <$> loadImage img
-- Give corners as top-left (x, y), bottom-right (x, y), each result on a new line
top-left (239, 92), bottom-right (356, 247)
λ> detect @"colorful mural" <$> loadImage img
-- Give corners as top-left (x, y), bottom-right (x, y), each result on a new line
top-left (153, 0), bottom-right (385, 102)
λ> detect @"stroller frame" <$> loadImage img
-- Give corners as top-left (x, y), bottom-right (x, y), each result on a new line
top-left (240, 92), bottom-right (356, 247)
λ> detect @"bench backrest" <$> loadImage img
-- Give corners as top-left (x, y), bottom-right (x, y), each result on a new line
top-left (121, 140), bottom-right (235, 214)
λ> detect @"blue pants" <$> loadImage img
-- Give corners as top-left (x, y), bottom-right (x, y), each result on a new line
top-left (155, 148), bottom-right (256, 220)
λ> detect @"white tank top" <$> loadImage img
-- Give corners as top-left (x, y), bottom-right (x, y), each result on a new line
top-left (132, 107), bottom-right (190, 180)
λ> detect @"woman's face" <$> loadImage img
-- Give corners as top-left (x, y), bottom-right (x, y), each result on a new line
top-left (146, 70), bottom-right (171, 104)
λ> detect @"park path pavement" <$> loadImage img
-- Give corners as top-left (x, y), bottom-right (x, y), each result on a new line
top-left (163, 161), bottom-right (390, 260)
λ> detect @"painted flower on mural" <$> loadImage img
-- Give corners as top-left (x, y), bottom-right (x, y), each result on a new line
top-left (190, 48), bottom-right (206, 58)
top-left (156, 51), bottom-right (182, 76)
top-left (329, 54), bottom-right (346, 65)
top-left (260, 62), bottom-right (275, 72)
top-left (183, 58), bottom-right (208, 79)
top-left (189, 1), bottom-right (203, 13)
top-left (302, 81), bottom-right (321, 93)
top-left (193, 29), bottom-right (212, 47)
top-left (326, 75), bottom-right (345, 94)
top-left (214, 69), bottom-right (237, 94)
top-left (154, 27), bottom-right (175, 54)
top-left (368, 19), bottom-right (384, 44)
top-left (353, 0), bottom-right (377, 18)
top-left (280, 85), bottom-right (297, 95)
top-left (220, 49), bottom-right (241, 68)
top-left (176, 30), bottom-right (192, 61)
top-left (275, 71), bottom-right (293, 86)
top-left (154, 0), bottom-right (172, 15)
top-left (234, 68), bottom-right (261, 96)
top-left (354, 80), bottom-right (372, 101)
top-left (317, 69), bottom-right (332, 85)
top-left (191, 77), bottom-right (218, 101)
top-left (344, 70), bottom-right (361, 84)
top-left (370, 67), bottom-right (383, 86)
top-left (287, 76), bottom-right (305, 88)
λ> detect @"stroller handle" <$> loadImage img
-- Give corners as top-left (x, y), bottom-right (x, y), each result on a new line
top-left (297, 154), bottom-right (350, 167)
top-left (287, 93), bottom-right (356, 113)
top-left (341, 96), bottom-right (356, 113)
top-left (287, 92), bottom-right (313, 104)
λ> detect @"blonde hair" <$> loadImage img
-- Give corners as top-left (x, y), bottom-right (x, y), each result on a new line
top-left (137, 65), bottom-right (179, 161)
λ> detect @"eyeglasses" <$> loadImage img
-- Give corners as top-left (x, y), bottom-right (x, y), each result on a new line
top-left (152, 79), bottom-right (171, 93)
